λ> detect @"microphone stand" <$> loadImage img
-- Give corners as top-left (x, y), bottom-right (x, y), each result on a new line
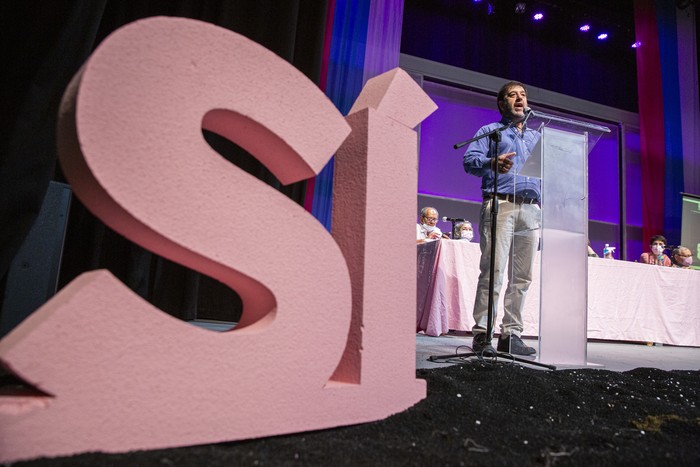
top-left (448, 220), bottom-right (458, 239)
top-left (429, 115), bottom-right (555, 370)
top-left (442, 217), bottom-right (465, 240)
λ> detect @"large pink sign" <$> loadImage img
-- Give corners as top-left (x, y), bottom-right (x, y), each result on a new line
top-left (0, 17), bottom-right (436, 462)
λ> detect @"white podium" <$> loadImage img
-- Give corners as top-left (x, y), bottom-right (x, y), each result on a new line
top-left (518, 111), bottom-right (610, 365)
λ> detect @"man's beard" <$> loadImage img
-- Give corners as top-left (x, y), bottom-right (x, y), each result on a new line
top-left (506, 105), bottom-right (525, 121)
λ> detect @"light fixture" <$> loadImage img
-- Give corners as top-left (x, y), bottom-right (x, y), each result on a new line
top-left (533, 12), bottom-right (544, 21)
top-left (597, 33), bottom-right (608, 40)
top-left (579, 24), bottom-right (590, 32)
top-left (515, 2), bottom-right (526, 14)
top-left (631, 41), bottom-right (642, 48)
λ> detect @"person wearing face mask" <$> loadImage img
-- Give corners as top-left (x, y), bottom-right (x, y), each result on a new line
top-left (462, 80), bottom-right (541, 356)
top-left (455, 221), bottom-right (474, 241)
top-left (639, 235), bottom-right (672, 266)
top-left (671, 246), bottom-right (693, 269)
top-left (416, 207), bottom-right (446, 242)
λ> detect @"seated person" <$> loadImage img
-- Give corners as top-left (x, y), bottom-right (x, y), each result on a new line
top-left (455, 221), bottom-right (474, 241)
top-left (639, 234), bottom-right (672, 266)
top-left (671, 246), bottom-right (693, 269)
top-left (416, 207), bottom-right (446, 242)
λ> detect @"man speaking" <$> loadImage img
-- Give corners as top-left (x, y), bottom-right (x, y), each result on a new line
top-left (462, 81), bottom-right (541, 356)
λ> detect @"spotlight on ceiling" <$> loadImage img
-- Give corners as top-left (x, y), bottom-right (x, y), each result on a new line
top-left (631, 41), bottom-right (642, 48)
top-left (579, 24), bottom-right (590, 32)
top-left (515, 2), bottom-right (526, 14)
top-left (597, 33), bottom-right (608, 40)
top-left (487, 2), bottom-right (495, 15)
top-left (533, 12), bottom-right (544, 21)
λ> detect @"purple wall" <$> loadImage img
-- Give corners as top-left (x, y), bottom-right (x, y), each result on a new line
top-left (625, 129), bottom-right (644, 260)
top-left (418, 82), bottom-right (494, 201)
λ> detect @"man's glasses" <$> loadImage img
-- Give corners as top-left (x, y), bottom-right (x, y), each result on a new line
top-left (423, 217), bottom-right (438, 222)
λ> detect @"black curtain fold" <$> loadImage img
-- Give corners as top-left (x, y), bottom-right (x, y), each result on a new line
top-left (0, 0), bottom-right (108, 280)
top-left (1, 0), bottom-right (328, 324)
top-left (400, 0), bottom-right (638, 113)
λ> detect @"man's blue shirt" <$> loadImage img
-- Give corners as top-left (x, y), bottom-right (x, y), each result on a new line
top-left (462, 118), bottom-right (541, 200)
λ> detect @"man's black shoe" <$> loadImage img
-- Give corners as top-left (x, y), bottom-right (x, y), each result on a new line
top-left (472, 333), bottom-right (496, 356)
top-left (497, 334), bottom-right (536, 356)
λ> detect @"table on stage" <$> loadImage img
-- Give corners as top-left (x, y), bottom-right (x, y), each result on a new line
top-left (416, 239), bottom-right (700, 346)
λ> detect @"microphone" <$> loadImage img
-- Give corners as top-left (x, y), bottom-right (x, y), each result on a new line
top-left (442, 216), bottom-right (465, 222)
top-left (521, 106), bottom-right (533, 126)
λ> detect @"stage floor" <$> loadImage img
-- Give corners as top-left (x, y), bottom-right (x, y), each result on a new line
top-left (416, 331), bottom-right (700, 371)
top-left (191, 320), bottom-right (700, 372)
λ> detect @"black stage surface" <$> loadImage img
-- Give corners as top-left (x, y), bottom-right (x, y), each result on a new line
top-left (15, 362), bottom-right (700, 466)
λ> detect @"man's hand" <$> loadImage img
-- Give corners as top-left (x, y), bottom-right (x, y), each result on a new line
top-left (428, 231), bottom-right (441, 239)
top-left (492, 152), bottom-right (515, 174)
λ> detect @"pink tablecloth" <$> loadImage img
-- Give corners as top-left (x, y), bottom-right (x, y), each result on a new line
top-left (416, 240), bottom-right (700, 347)
top-left (416, 240), bottom-right (481, 336)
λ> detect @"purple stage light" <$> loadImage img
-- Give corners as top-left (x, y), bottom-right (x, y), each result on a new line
top-left (597, 33), bottom-right (608, 40)
top-left (631, 41), bottom-right (642, 48)
top-left (533, 12), bottom-right (543, 20)
top-left (579, 24), bottom-right (590, 32)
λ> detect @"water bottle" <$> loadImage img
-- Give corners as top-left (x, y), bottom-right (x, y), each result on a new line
top-left (603, 244), bottom-right (613, 259)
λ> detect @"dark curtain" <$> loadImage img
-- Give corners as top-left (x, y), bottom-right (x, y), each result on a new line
top-left (0, 0), bottom-right (107, 288)
top-left (400, 0), bottom-right (638, 113)
top-left (1, 0), bottom-right (328, 323)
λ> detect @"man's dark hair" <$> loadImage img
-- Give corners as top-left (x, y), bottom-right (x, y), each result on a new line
top-left (650, 234), bottom-right (667, 245)
top-left (497, 81), bottom-right (527, 112)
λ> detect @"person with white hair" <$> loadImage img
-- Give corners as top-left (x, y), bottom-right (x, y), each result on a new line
top-left (671, 245), bottom-right (693, 269)
top-left (455, 221), bottom-right (474, 241)
top-left (416, 207), bottom-right (445, 242)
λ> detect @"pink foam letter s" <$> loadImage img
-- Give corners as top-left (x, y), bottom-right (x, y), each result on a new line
top-left (0, 17), bottom-right (435, 462)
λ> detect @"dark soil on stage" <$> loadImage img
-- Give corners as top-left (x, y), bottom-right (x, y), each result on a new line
top-left (19, 362), bottom-right (700, 466)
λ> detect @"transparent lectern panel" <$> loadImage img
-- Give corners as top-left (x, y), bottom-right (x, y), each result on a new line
top-left (529, 111), bottom-right (608, 152)
top-left (518, 135), bottom-right (542, 179)
top-left (508, 113), bottom-right (609, 365)
top-left (541, 127), bottom-right (587, 233)
top-left (518, 112), bottom-right (607, 180)
top-left (538, 126), bottom-right (588, 364)
top-left (495, 123), bottom-right (542, 352)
